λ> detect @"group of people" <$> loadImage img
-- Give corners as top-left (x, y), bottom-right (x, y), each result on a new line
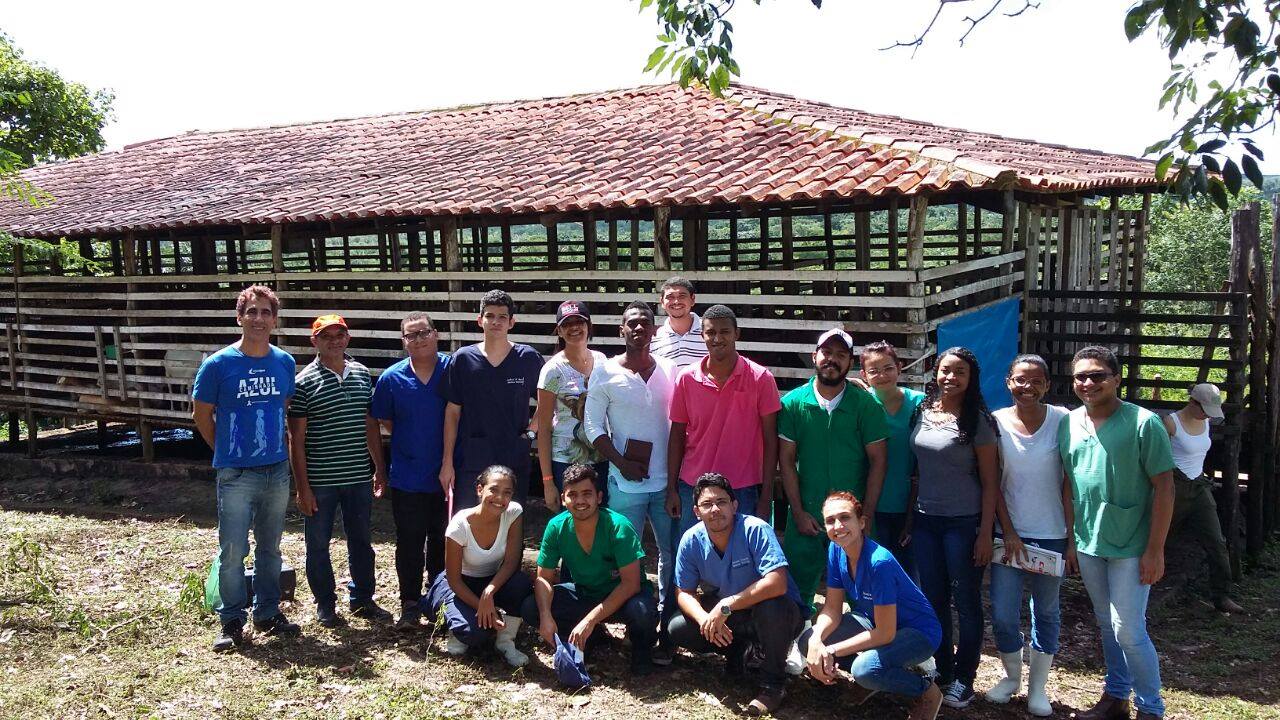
top-left (190, 277), bottom-right (1239, 720)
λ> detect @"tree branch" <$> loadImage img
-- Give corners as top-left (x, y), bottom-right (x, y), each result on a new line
top-left (883, 0), bottom-right (1039, 52)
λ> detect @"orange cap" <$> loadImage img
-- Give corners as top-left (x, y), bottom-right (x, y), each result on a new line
top-left (311, 314), bottom-right (348, 336)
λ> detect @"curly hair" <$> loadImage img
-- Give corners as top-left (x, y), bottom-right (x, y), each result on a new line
top-left (913, 346), bottom-right (999, 445)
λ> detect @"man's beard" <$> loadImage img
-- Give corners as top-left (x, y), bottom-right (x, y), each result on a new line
top-left (817, 367), bottom-right (846, 387)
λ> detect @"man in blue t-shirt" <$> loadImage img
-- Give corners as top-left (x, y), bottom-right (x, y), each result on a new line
top-left (192, 284), bottom-right (298, 653)
top-left (370, 311), bottom-right (452, 631)
top-left (669, 473), bottom-right (806, 716)
top-left (439, 289), bottom-right (544, 508)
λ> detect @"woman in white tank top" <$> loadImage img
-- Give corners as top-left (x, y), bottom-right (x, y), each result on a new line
top-left (1163, 402), bottom-right (1212, 480)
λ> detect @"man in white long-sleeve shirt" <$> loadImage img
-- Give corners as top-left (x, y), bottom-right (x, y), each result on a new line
top-left (584, 300), bottom-right (680, 664)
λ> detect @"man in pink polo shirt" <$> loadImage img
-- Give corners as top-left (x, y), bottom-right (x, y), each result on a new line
top-left (666, 304), bottom-right (781, 539)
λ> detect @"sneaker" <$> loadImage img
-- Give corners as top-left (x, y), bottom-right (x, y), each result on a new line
top-left (316, 605), bottom-right (342, 629)
top-left (350, 601), bottom-right (393, 623)
top-left (941, 680), bottom-right (975, 709)
top-left (784, 641), bottom-right (805, 676)
top-left (630, 657), bottom-right (658, 676)
top-left (212, 619), bottom-right (244, 653)
top-left (445, 634), bottom-right (468, 657)
top-left (745, 685), bottom-right (786, 717)
top-left (253, 612), bottom-right (301, 637)
top-left (651, 640), bottom-right (674, 667)
top-left (395, 605), bottom-right (422, 632)
top-left (908, 682), bottom-right (944, 720)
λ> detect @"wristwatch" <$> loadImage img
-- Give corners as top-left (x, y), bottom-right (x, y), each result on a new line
top-left (720, 595), bottom-right (737, 617)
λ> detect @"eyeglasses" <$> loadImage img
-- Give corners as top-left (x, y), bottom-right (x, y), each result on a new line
top-left (695, 498), bottom-right (732, 512)
top-left (402, 329), bottom-right (436, 341)
top-left (1072, 371), bottom-right (1113, 385)
top-left (1010, 377), bottom-right (1047, 388)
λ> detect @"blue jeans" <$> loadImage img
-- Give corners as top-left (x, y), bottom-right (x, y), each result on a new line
top-left (426, 571), bottom-right (534, 646)
top-left (303, 482), bottom-right (376, 609)
top-left (798, 614), bottom-right (937, 697)
top-left (874, 511), bottom-right (917, 581)
top-left (1076, 552), bottom-right (1164, 716)
top-left (676, 482), bottom-right (762, 540)
top-left (989, 536), bottom-right (1065, 655)
top-left (608, 477), bottom-right (676, 627)
top-left (552, 460), bottom-right (610, 506)
top-left (216, 460), bottom-right (291, 624)
top-left (913, 512), bottom-right (984, 686)
top-left (519, 582), bottom-right (657, 665)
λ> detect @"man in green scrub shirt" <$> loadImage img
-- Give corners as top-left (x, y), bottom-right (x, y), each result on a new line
top-left (779, 328), bottom-right (889, 609)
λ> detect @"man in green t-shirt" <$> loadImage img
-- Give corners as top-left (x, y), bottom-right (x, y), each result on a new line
top-left (520, 464), bottom-right (657, 674)
top-left (1058, 346), bottom-right (1174, 720)
top-left (779, 328), bottom-right (889, 609)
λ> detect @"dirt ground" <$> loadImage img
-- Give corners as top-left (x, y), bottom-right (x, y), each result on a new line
top-left (0, 457), bottom-right (1277, 720)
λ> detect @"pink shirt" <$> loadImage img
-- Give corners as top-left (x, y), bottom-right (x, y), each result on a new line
top-left (669, 354), bottom-right (782, 489)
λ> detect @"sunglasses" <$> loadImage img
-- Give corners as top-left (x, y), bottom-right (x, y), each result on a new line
top-left (1072, 371), bottom-right (1113, 385)
top-left (402, 329), bottom-right (436, 341)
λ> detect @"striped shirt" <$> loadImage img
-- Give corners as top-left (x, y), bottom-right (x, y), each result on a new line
top-left (288, 356), bottom-right (374, 487)
top-left (650, 311), bottom-right (708, 369)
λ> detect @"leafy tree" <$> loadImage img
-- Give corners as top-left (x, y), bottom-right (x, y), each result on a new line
top-left (637, 0), bottom-right (1277, 209)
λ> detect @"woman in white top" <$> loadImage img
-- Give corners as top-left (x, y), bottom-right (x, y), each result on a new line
top-left (986, 355), bottom-right (1074, 717)
top-left (426, 465), bottom-right (532, 666)
top-left (535, 300), bottom-right (608, 510)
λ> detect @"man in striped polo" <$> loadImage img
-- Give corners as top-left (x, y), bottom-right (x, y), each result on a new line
top-left (288, 314), bottom-right (392, 628)
top-left (650, 276), bottom-right (709, 369)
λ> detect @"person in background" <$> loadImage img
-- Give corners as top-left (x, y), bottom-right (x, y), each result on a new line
top-left (909, 347), bottom-right (998, 709)
top-left (440, 289), bottom-right (544, 508)
top-left (799, 492), bottom-right (944, 720)
top-left (370, 311), bottom-right (452, 632)
top-left (427, 465), bottom-right (533, 667)
top-left (859, 341), bottom-right (926, 578)
top-left (535, 300), bottom-right (608, 510)
top-left (1163, 383), bottom-right (1244, 614)
top-left (650, 276), bottom-right (708, 369)
top-left (1061, 345), bottom-right (1174, 720)
top-left (288, 314), bottom-right (392, 628)
top-left (985, 354), bottom-right (1072, 716)
top-left (192, 284), bottom-right (299, 652)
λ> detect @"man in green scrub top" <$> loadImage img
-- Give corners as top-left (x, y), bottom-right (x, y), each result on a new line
top-left (779, 328), bottom-right (889, 609)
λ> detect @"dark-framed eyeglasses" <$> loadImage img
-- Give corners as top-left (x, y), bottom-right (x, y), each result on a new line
top-left (402, 329), bottom-right (436, 341)
top-left (1072, 371), bottom-right (1112, 385)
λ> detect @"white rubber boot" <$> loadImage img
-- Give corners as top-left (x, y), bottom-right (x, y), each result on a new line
top-left (446, 633), bottom-right (468, 657)
top-left (1026, 650), bottom-right (1054, 717)
top-left (984, 650), bottom-right (1023, 704)
top-left (494, 617), bottom-right (529, 667)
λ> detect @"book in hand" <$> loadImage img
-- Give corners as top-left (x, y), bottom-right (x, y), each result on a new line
top-left (991, 538), bottom-right (1065, 577)
top-left (621, 439), bottom-right (652, 479)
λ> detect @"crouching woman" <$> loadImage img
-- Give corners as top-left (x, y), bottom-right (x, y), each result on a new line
top-left (426, 465), bottom-right (534, 666)
top-left (799, 492), bottom-right (945, 720)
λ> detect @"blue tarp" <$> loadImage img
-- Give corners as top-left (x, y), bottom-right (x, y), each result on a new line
top-left (936, 297), bottom-right (1020, 411)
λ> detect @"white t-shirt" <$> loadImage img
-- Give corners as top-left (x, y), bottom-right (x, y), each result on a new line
top-left (444, 502), bottom-right (523, 577)
top-left (537, 351), bottom-right (607, 465)
top-left (993, 405), bottom-right (1069, 540)
top-left (582, 356), bottom-right (679, 494)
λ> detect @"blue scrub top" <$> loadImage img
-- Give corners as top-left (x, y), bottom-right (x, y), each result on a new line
top-left (439, 343), bottom-right (543, 472)
top-left (370, 353), bottom-right (451, 493)
top-left (827, 538), bottom-right (942, 650)
top-left (676, 513), bottom-right (806, 610)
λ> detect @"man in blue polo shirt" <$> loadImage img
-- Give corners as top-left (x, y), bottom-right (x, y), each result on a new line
top-left (439, 289), bottom-right (544, 508)
top-left (370, 311), bottom-right (452, 632)
top-left (668, 473), bottom-right (806, 717)
top-left (192, 284), bottom-right (298, 652)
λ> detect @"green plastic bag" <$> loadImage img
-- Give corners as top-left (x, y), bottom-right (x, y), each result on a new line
top-left (203, 554), bottom-right (221, 612)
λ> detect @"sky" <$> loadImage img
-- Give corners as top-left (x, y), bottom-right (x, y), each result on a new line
top-left (4, 0), bottom-right (1278, 171)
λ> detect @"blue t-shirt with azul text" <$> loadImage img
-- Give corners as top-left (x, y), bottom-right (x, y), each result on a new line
top-left (675, 513), bottom-right (806, 610)
top-left (192, 344), bottom-right (296, 469)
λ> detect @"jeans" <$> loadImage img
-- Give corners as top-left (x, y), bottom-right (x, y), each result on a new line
top-left (608, 476), bottom-right (676, 628)
top-left (552, 460), bottom-right (610, 506)
top-left (676, 482), bottom-right (762, 541)
top-left (215, 460), bottom-right (291, 625)
top-left (304, 482), bottom-right (376, 609)
top-left (989, 536), bottom-right (1065, 655)
top-left (1076, 552), bottom-right (1164, 716)
top-left (1171, 470), bottom-right (1233, 599)
top-left (874, 511), bottom-right (917, 581)
top-left (667, 593), bottom-right (803, 689)
top-left (426, 571), bottom-right (534, 645)
top-left (912, 512), bottom-right (984, 686)
top-left (798, 614), bottom-right (937, 697)
top-left (519, 582), bottom-right (657, 666)
top-left (390, 487), bottom-right (448, 606)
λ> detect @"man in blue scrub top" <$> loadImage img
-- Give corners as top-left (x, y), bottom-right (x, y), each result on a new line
top-left (371, 311), bottom-right (452, 631)
top-left (192, 284), bottom-right (298, 653)
top-left (439, 289), bottom-right (544, 508)
top-left (668, 473), bottom-right (806, 716)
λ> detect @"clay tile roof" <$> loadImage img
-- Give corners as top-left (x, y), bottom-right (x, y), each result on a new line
top-left (0, 83), bottom-right (1159, 238)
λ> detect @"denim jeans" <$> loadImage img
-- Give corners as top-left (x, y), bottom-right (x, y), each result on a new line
top-left (676, 482), bottom-right (762, 541)
top-left (798, 614), bottom-right (937, 697)
top-left (1076, 552), bottom-right (1164, 716)
top-left (552, 460), bottom-right (610, 506)
top-left (989, 536), bottom-right (1066, 655)
top-left (216, 460), bottom-right (291, 624)
top-left (303, 482), bottom-right (376, 610)
top-left (874, 511), bottom-right (917, 581)
top-left (426, 571), bottom-right (534, 646)
top-left (667, 593), bottom-right (803, 690)
top-left (912, 512), bottom-right (984, 686)
top-left (519, 582), bottom-right (657, 666)
top-left (608, 476), bottom-right (676, 627)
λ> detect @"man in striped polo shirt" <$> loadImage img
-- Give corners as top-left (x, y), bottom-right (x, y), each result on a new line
top-left (288, 314), bottom-right (392, 628)
top-left (650, 276), bottom-right (709, 369)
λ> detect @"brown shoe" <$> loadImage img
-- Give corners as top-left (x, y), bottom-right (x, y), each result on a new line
top-left (908, 682), bottom-right (943, 720)
top-left (1074, 692), bottom-right (1130, 720)
top-left (745, 686), bottom-right (786, 716)
top-left (1214, 597), bottom-right (1245, 614)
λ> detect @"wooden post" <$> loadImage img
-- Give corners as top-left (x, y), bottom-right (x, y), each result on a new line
top-left (1222, 204), bottom-right (1255, 578)
top-left (957, 203), bottom-right (968, 261)
top-left (97, 420), bottom-right (109, 451)
top-left (1020, 205), bottom-right (1038, 352)
top-left (887, 200), bottom-right (900, 270)
top-left (906, 195), bottom-right (930, 356)
top-left (138, 420), bottom-right (154, 462)
top-left (1000, 190), bottom-right (1016, 279)
top-left (93, 326), bottom-right (110, 400)
top-left (1268, 195), bottom-right (1280, 541)
top-left (1247, 213), bottom-right (1268, 557)
top-left (441, 217), bottom-right (464, 351)
top-left (8, 413), bottom-right (19, 452)
top-left (585, 213), bottom-right (599, 274)
top-left (25, 407), bottom-right (37, 458)
top-left (111, 325), bottom-right (129, 401)
top-left (653, 206), bottom-right (671, 272)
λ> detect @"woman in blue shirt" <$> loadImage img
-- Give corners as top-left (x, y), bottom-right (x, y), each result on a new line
top-left (799, 492), bottom-right (944, 720)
